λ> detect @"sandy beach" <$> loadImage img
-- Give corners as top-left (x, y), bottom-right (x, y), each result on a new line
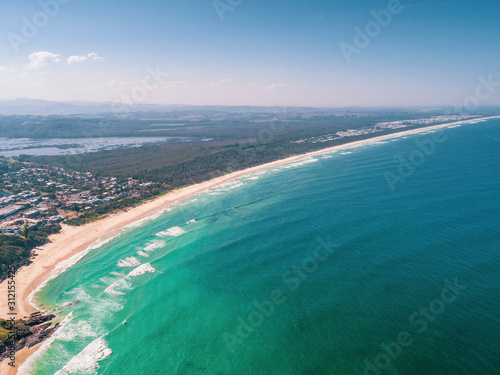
top-left (0, 115), bottom-right (498, 372)
top-left (0, 345), bottom-right (41, 375)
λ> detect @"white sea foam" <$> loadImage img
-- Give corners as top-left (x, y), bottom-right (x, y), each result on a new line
top-left (340, 151), bottom-right (353, 155)
top-left (137, 250), bottom-right (149, 257)
top-left (156, 226), bottom-right (186, 237)
top-left (117, 256), bottom-right (141, 268)
top-left (18, 313), bottom-right (74, 375)
top-left (54, 320), bottom-right (98, 342)
top-left (215, 180), bottom-right (245, 192)
top-left (63, 287), bottom-right (92, 303)
top-left (127, 262), bottom-right (156, 277)
top-left (54, 337), bottom-right (113, 375)
top-left (143, 239), bottom-right (166, 252)
top-left (98, 276), bottom-right (117, 285)
top-left (104, 288), bottom-right (125, 296)
top-left (28, 235), bottom-right (119, 310)
top-left (123, 208), bottom-right (170, 229)
top-left (104, 278), bottom-right (132, 296)
top-left (104, 284), bottom-right (126, 296)
top-left (279, 157), bottom-right (318, 169)
top-left (186, 219), bottom-right (197, 224)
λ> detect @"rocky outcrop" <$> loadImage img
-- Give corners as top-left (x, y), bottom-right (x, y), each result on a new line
top-left (0, 312), bottom-right (59, 361)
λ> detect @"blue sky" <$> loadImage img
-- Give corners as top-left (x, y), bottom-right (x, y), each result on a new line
top-left (0, 0), bottom-right (499, 107)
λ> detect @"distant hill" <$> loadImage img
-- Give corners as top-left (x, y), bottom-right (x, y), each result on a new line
top-left (0, 99), bottom-right (332, 116)
top-left (1, 99), bottom-right (497, 116)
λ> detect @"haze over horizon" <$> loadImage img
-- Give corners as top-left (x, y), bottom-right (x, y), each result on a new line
top-left (1, 0), bottom-right (500, 108)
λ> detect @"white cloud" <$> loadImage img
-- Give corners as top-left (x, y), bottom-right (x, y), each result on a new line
top-left (249, 82), bottom-right (290, 92)
top-left (67, 52), bottom-right (103, 64)
top-left (24, 51), bottom-right (61, 70)
top-left (202, 78), bottom-right (234, 90)
top-left (163, 80), bottom-right (189, 88)
top-left (263, 83), bottom-right (288, 92)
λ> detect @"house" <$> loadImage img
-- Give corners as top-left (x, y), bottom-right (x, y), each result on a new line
top-left (0, 227), bottom-right (20, 236)
top-left (48, 215), bottom-right (64, 223)
top-left (0, 205), bottom-right (25, 220)
top-left (23, 209), bottom-right (40, 219)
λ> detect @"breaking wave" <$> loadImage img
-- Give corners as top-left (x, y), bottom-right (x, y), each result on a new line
top-left (54, 337), bottom-right (112, 375)
top-left (156, 226), bottom-right (186, 237)
top-left (127, 263), bottom-right (156, 277)
top-left (117, 256), bottom-right (141, 268)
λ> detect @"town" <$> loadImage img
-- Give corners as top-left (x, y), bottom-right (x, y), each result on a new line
top-left (292, 115), bottom-right (479, 144)
top-left (0, 157), bottom-right (162, 236)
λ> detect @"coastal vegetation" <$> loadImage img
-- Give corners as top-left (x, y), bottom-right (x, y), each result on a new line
top-left (0, 313), bottom-right (58, 361)
top-left (0, 224), bottom-right (61, 282)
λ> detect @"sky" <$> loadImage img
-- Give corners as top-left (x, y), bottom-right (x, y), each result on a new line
top-left (0, 0), bottom-right (499, 108)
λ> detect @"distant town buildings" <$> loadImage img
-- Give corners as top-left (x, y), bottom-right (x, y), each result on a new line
top-left (292, 115), bottom-right (479, 144)
top-left (0, 159), bottom-right (157, 236)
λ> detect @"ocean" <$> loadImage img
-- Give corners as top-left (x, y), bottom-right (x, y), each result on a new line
top-left (20, 119), bottom-right (500, 375)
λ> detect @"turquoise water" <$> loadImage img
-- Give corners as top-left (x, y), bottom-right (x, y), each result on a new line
top-left (21, 119), bottom-right (500, 374)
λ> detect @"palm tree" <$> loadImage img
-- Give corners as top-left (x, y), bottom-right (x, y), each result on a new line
top-left (23, 221), bottom-right (29, 241)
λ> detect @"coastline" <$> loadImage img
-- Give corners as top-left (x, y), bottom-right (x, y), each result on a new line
top-left (0, 345), bottom-right (41, 375)
top-left (0, 115), bottom-right (498, 372)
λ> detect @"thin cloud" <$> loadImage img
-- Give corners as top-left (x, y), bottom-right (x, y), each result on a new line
top-left (202, 78), bottom-right (234, 90)
top-left (249, 82), bottom-right (290, 92)
top-left (264, 83), bottom-right (288, 92)
top-left (24, 51), bottom-right (61, 70)
top-left (68, 52), bottom-right (103, 64)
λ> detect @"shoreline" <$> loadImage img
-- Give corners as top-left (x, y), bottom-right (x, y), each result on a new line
top-left (1, 114), bottom-right (498, 372)
top-left (0, 345), bottom-right (41, 375)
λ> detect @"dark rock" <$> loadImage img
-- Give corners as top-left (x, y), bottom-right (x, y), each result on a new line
top-left (25, 313), bottom-right (56, 326)
top-left (0, 313), bottom-right (59, 361)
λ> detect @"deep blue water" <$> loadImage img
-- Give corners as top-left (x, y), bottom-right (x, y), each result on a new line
top-left (21, 119), bottom-right (500, 375)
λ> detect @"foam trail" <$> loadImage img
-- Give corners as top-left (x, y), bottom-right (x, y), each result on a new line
top-left (278, 157), bottom-right (318, 169)
top-left (104, 279), bottom-right (132, 296)
top-left (123, 207), bottom-right (171, 229)
top-left (144, 240), bottom-right (166, 252)
top-left (54, 320), bottom-right (98, 342)
top-left (104, 286), bottom-right (125, 296)
top-left (127, 263), bottom-right (156, 277)
top-left (156, 226), bottom-right (186, 237)
top-left (63, 287), bottom-right (92, 304)
top-left (54, 337), bottom-right (113, 375)
top-left (18, 313), bottom-right (74, 375)
top-left (117, 256), bottom-right (140, 268)
top-left (28, 235), bottom-right (119, 310)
